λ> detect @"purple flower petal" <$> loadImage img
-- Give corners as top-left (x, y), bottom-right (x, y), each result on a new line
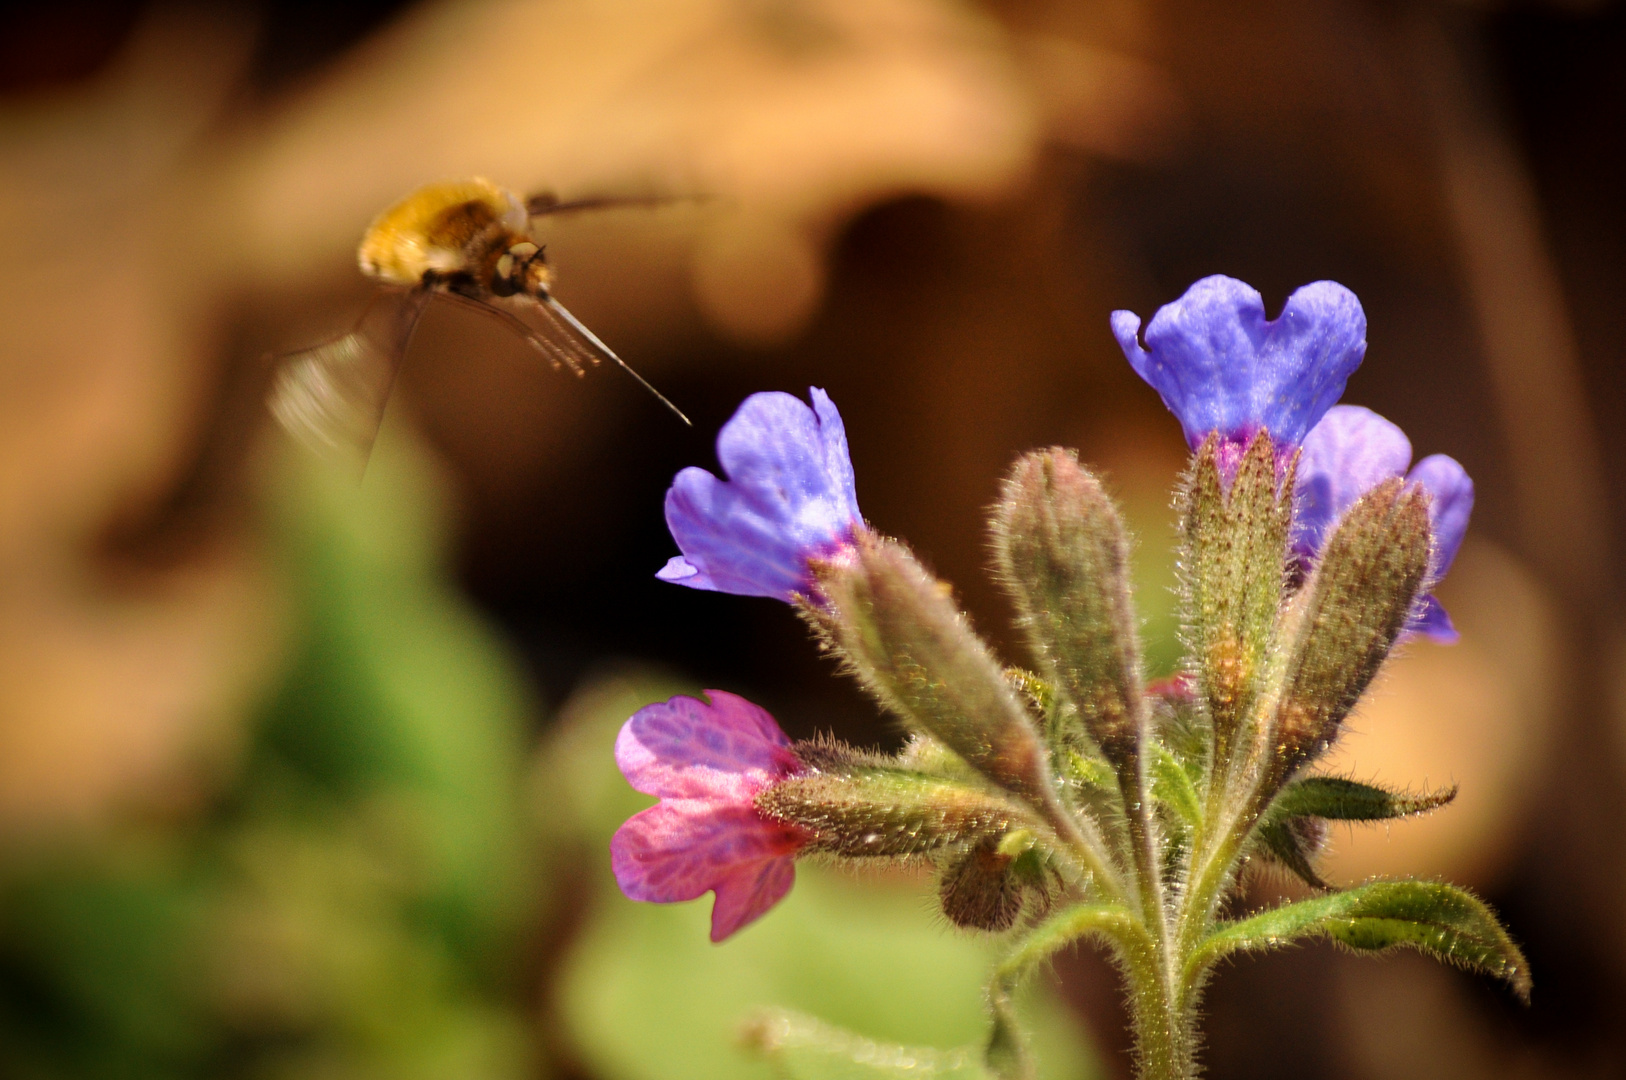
top-left (1293, 406), bottom-right (1475, 643)
top-left (1295, 405), bottom-right (1412, 561)
top-left (611, 691), bottom-right (808, 941)
top-left (614, 691), bottom-right (800, 801)
top-left (1408, 454), bottom-right (1473, 580)
top-left (1411, 594), bottom-right (1459, 644)
top-left (1113, 276), bottom-right (1367, 448)
top-left (661, 389), bottom-right (863, 601)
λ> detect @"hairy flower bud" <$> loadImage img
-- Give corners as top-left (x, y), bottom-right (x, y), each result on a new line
top-left (757, 765), bottom-right (1029, 858)
top-left (1178, 433), bottom-right (1295, 768)
top-left (992, 450), bottom-right (1146, 768)
top-left (939, 837), bottom-right (1025, 931)
top-left (807, 532), bottom-right (1053, 803)
top-left (1272, 478), bottom-right (1431, 773)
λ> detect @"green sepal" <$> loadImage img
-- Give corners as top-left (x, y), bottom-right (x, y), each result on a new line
top-left (895, 734), bottom-right (980, 782)
top-left (991, 449), bottom-right (1146, 766)
top-left (806, 533), bottom-right (1052, 802)
top-left (1148, 741), bottom-right (1202, 830)
top-left (1271, 479), bottom-right (1432, 774)
top-left (1268, 776), bottom-right (1458, 823)
top-left (1189, 879), bottom-right (1530, 1000)
top-left (1003, 668), bottom-right (1055, 718)
top-left (1175, 434), bottom-right (1293, 770)
top-left (742, 1008), bottom-right (991, 1079)
top-left (758, 763), bottom-right (1031, 858)
top-left (1062, 750), bottom-right (1114, 793)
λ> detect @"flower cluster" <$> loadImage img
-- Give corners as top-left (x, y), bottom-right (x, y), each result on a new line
top-left (606, 277), bottom-right (1518, 1080)
top-left (1114, 275), bottom-right (1472, 635)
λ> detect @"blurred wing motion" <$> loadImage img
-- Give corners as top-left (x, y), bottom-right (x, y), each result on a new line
top-left (269, 288), bottom-right (432, 470)
top-left (526, 192), bottom-right (702, 218)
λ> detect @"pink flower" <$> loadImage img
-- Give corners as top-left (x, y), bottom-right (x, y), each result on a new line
top-left (611, 691), bottom-right (809, 941)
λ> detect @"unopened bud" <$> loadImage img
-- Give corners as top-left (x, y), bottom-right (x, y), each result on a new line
top-left (807, 532), bottom-right (1053, 802)
top-left (939, 837), bottom-right (1024, 931)
top-left (992, 450), bottom-right (1145, 767)
top-left (1272, 478), bottom-right (1431, 772)
top-left (756, 756), bottom-right (1029, 858)
top-left (1177, 433), bottom-right (1295, 763)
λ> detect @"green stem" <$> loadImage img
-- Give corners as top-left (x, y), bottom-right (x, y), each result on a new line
top-left (985, 905), bottom-right (1147, 1080)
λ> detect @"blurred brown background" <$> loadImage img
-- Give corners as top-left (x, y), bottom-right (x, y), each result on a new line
top-left (1, 1), bottom-right (1623, 1077)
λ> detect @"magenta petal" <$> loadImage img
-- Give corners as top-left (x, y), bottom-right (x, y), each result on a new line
top-left (615, 691), bottom-right (799, 800)
top-left (710, 856), bottom-right (797, 941)
top-left (610, 800), bottom-right (803, 930)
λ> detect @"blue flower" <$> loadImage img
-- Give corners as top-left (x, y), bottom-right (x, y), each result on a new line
top-left (1112, 276), bottom-right (1367, 450)
top-left (658, 388), bottom-right (863, 602)
top-left (1295, 405), bottom-right (1474, 642)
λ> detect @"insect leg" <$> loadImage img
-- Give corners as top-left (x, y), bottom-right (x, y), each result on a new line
top-left (439, 289), bottom-right (581, 373)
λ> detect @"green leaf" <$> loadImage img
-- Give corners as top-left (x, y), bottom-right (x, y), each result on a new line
top-left (744, 1008), bottom-right (991, 1080)
top-left (987, 904), bottom-right (1143, 1080)
top-left (1147, 743), bottom-right (1201, 829)
top-left (1253, 818), bottom-right (1329, 891)
top-left (1267, 776), bottom-right (1457, 823)
top-left (1063, 751), bottom-right (1114, 793)
top-left (1190, 880), bottom-right (1529, 1000)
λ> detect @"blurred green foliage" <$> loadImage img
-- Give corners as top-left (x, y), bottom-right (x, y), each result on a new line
top-left (0, 433), bottom-right (537, 1079)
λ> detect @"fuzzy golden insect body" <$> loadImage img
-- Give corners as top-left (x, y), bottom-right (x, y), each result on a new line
top-left (357, 179), bottom-right (539, 290)
top-left (270, 178), bottom-right (686, 472)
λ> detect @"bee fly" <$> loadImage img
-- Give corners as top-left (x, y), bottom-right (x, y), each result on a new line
top-left (270, 177), bottom-right (690, 470)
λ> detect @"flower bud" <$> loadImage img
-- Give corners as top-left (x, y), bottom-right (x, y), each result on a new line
top-left (939, 837), bottom-right (1025, 931)
top-left (807, 532), bottom-right (1053, 803)
top-left (756, 764), bottom-right (1028, 858)
top-left (992, 449), bottom-right (1144, 767)
top-left (1178, 433), bottom-right (1295, 765)
top-left (1272, 478), bottom-right (1431, 772)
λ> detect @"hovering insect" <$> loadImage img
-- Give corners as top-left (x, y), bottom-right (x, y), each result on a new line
top-left (270, 177), bottom-right (690, 469)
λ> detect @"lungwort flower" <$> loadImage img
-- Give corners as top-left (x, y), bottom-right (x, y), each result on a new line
top-left (1112, 275), bottom-right (1367, 454)
top-left (1295, 404), bottom-right (1474, 641)
top-left (611, 691), bottom-right (810, 941)
top-left (658, 389), bottom-right (863, 602)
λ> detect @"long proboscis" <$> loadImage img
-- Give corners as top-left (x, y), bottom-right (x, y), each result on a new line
top-left (542, 296), bottom-right (691, 426)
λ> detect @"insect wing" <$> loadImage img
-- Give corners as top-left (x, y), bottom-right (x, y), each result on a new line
top-left (525, 192), bottom-right (695, 218)
top-left (269, 287), bottom-right (432, 470)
